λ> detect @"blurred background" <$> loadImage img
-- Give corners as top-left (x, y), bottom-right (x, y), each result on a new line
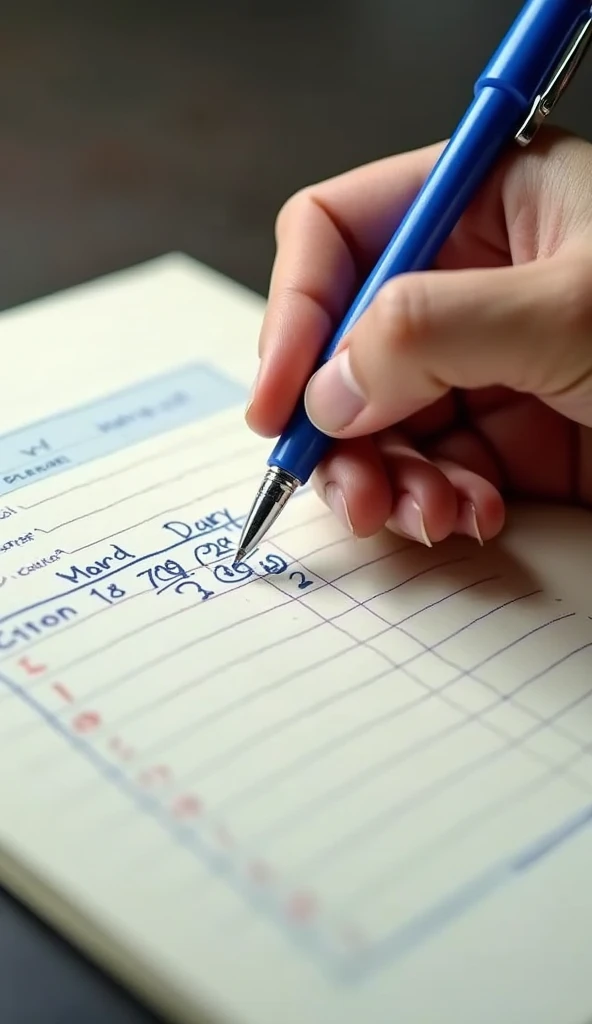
top-left (0, 1), bottom-right (591, 1022)
top-left (0, 0), bottom-right (591, 314)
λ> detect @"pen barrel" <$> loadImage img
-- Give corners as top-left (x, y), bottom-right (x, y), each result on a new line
top-left (269, 86), bottom-right (520, 484)
top-left (478, 0), bottom-right (591, 106)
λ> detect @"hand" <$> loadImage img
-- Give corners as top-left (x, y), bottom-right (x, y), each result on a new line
top-left (246, 127), bottom-right (592, 547)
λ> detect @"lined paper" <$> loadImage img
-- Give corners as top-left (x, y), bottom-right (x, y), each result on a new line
top-left (0, 255), bottom-right (592, 1024)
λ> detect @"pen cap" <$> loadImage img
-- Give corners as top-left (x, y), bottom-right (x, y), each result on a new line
top-left (477, 0), bottom-right (591, 107)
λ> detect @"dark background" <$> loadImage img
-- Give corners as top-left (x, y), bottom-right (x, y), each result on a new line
top-left (0, 2), bottom-right (590, 1022)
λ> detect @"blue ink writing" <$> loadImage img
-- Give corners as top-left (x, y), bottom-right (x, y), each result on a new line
top-left (194, 535), bottom-right (234, 567)
top-left (18, 550), bottom-right (65, 576)
top-left (0, 606), bottom-right (77, 649)
top-left (55, 544), bottom-right (135, 584)
top-left (162, 508), bottom-right (241, 541)
top-left (0, 533), bottom-right (35, 554)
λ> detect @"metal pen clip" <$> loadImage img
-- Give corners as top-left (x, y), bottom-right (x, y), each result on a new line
top-left (515, 14), bottom-right (592, 146)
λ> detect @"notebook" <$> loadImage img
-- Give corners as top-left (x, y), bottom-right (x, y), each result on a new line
top-left (1, 252), bottom-right (592, 1024)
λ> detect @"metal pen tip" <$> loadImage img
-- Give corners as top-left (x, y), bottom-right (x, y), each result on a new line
top-left (233, 547), bottom-right (246, 567)
top-left (235, 466), bottom-right (299, 563)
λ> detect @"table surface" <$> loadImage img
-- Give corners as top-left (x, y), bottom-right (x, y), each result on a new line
top-left (0, 2), bottom-right (591, 1021)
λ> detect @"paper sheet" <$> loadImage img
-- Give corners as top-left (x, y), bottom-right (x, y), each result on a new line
top-left (1, 254), bottom-right (592, 1024)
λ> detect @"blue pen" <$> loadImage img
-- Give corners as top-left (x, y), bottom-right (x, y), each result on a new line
top-left (236, 0), bottom-right (592, 562)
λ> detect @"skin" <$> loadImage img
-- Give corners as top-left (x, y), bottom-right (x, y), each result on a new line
top-left (246, 126), bottom-right (592, 548)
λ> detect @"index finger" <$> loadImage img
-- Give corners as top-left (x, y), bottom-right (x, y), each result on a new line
top-left (246, 141), bottom-right (444, 439)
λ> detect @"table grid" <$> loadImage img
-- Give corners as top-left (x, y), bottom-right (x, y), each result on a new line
top-left (1, 368), bottom-right (591, 983)
top-left (2, 501), bottom-right (592, 982)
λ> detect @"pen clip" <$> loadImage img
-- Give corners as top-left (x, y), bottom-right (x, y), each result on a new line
top-left (515, 14), bottom-right (592, 146)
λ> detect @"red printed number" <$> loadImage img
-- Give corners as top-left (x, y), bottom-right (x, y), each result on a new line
top-left (72, 710), bottom-right (101, 734)
top-left (18, 657), bottom-right (46, 676)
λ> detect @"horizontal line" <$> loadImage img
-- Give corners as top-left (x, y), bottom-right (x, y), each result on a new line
top-left (348, 556), bottom-right (470, 598)
top-left (369, 575), bottom-right (501, 625)
top-left (349, 789), bottom-right (592, 978)
top-left (219, 685), bottom-right (437, 816)
top-left (124, 632), bottom-right (362, 764)
top-left (292, 651), bottom-right (592, 874)
top-left (0, 669), bottom-right (334, 969)
top-left (60, 578), bottom-right (300, 711)
top-left (509, 641), bottom-right (592, 698)
top-left (251, 707), bottom-right (476, 851)
top-left (22, 418), bottom-right (244, 509)
top-left (94, 569), bottom-right (580, 802)
top-left (49, 525), bottom-right (335, 692)
top-left (348, 748), bottom-right (590, 911)
top-left (186, 666), bottom-right (397, 786)
top-left (219, 608), bottom-right (569, 814)
top-left (40, 449), bottom-right (257, 534)
top-left (69, 461), bottom-right (260, 552)
top-left (239, 632), bottom-right (592, 852)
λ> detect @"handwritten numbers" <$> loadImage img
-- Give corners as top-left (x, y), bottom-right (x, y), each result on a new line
top-left (289, 570), bottom-right (314, 590)
top-left (89, 582), bottom-right (126, 606)
top-left (257, 555), bottom-right (321, 597)
top-left (194, 535), bottom-right (234, 567)
top-left (256, 553), bottom-right (317, 593)
top-left (258, 553), bottom-right (288, 575)
top-left (213, 561), bottom-right (254, 585)
top-left (137, 559), bottom-right (189, 593)
top-left (174, 579), bottom-right (214, 602)
top-left (282, 566), bottom-right (321, 596)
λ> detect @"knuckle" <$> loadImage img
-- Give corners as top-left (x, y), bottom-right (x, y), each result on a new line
top-left (374, 275), bottom-right (429, 356)
top-left (274, 187), bottom-right (312, 243)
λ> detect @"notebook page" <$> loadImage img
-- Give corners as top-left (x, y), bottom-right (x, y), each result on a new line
top-left (1, 255), bottom-right (592, 1024)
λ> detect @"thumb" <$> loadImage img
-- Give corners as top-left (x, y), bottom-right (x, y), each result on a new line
top-left (303, 247), bottom-right (592, 437)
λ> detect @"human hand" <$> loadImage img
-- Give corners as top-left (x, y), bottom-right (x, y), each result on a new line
top-left (246, 127), bottom-right (592, 546)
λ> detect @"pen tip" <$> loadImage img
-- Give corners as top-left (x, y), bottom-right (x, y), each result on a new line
top-left (233, 547), bottom-right (246, 567)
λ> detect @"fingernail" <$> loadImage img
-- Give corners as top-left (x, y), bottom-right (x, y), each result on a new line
top-left (463, 502), bottom-right (484, 545)
top-left (393, 494), bottom-right (432, 547)
top-left (245, 363), bottom-right (260, 415)
top-left (324, 482), bottom-right (354, 533)
top-left (304, 350), bottom-right (365, 433)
